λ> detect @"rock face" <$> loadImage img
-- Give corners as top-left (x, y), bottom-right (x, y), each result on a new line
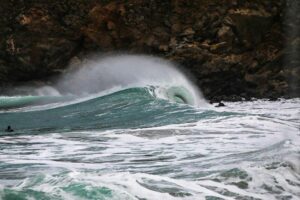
top-left (0, 0), bottom-right (299, 100)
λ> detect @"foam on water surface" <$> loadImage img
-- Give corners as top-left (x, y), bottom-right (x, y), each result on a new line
top-left (0, 97), bottom-right (299, 199)
top-left (0, 55), bottom-right (299, 199)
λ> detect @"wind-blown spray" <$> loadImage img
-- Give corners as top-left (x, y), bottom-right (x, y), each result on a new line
top-left (57, 55), bottom-right (206, 106)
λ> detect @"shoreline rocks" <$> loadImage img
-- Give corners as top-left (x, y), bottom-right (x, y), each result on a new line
top-left (0, 0), bottom-right (299, 101)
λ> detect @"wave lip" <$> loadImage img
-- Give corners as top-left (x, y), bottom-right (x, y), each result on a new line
top-left (0, 86), bottom-right (210, 133)
top-left (0, 55), bottom-right (206, 110)
top-left (57, 55), bottom-right (207, 107)
top-left (1, 55), bottom-right (207, 111)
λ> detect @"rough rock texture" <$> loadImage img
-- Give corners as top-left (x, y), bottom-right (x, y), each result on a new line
top-left (0, 0), bottom-right (299, 100)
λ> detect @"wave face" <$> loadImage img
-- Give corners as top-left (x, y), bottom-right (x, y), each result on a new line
top-left (0, 55), bottom-right (205, 110)
top-left (57, 55), bottom-right (206, 107)
top-left (0, 87), bottom-right (208, 132)
top-left (0, 55), bottom-right (299, 200)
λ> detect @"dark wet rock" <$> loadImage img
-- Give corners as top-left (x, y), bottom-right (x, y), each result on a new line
top-left (225, 9), bottom-right (274, 49)
top-left (215, 102), bottom-right (225, 107)
top-left (268, 96), bottom-right (279, 101)
top-left (0, 0), bottom-right (299, 100)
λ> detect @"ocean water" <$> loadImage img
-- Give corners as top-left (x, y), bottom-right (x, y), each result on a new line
top-left (0, 56), bottom-right (299, 200)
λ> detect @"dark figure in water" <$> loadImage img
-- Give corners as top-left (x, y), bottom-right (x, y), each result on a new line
top-left (215, 102), bottom-right (225, 107)
top-left (5, 126), bottom-right (14, 132)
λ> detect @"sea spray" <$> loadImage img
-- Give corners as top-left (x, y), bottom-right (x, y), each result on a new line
top-left (0, 98), bottom-right (299, 199)
top-left (1, 55), bottom-right (299, 199)
top-left (0, 55), bottom-right (207, 110)
top-left (56, 55), bottom-right (206, 107)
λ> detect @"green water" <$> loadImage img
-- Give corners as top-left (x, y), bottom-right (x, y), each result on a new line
top-left (0, 87), bottom-right (299, 200)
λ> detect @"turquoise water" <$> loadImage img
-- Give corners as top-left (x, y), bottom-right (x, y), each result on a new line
top-left (0, 87), bottom-right (299, 200)
top-left (0, 54), bottom-right (299, 200)
top-left (0, 87), bottom-right (220, 132)
top-left (0, 96), bottom-right (71, 109)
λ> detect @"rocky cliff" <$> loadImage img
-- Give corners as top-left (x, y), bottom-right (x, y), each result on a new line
top-left (0, 0), bottom-right (299, 100)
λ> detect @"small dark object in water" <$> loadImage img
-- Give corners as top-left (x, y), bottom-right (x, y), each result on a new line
top-left (5, 126), bottom-right (14, 132)
top-left (215, 102), bottom-right (225, 107)
top-left (268, 97), bottom-right (278, 101)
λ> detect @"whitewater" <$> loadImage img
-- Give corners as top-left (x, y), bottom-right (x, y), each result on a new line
top-left (0, 55), bottom-right (299, 200)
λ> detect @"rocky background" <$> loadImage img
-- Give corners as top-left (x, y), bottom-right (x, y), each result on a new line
top-left (0, 0), bottom-right (299, 100)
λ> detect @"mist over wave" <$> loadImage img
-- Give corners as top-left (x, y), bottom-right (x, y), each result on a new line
top-left (0, 55), bottom-right (299, 200)
top-left (56, 55), bottom-right (206, 106)
top-left (0, 55), bottom-right (206, 110)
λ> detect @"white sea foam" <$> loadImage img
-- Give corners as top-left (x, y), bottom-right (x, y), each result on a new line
top-left (0, 99), bottom-right (299, 199)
